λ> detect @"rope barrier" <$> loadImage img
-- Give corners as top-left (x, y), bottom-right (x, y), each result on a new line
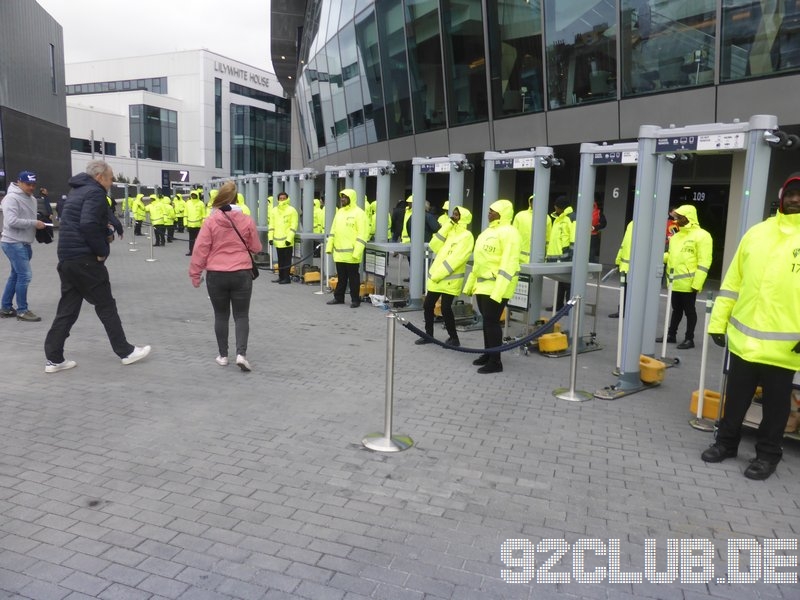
top-left (258, 244), bottom-right (321, 271)
top-left (399, 300), bottom-right (575, 354)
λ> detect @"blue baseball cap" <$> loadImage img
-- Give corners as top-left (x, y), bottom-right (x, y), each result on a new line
top-left (17, 171), bottom-right (37, 183)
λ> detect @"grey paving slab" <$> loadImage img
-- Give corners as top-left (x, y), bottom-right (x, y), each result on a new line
top-left (0, 233), bottom-right (798, 599)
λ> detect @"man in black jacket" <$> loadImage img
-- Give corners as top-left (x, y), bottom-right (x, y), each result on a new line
top-left (43, 160), bottom-right (151, 373)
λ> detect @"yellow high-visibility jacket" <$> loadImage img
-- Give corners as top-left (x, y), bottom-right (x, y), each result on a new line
top-left (132, 194), bottom-right (147, 221)
top-left (427, 207), bottom-right (474, 296)
top-left (313, 199), bottom-right (325, 233)
top-left (709, 211), bottom-right (800, 371)
top-left (663, 204), bottom-right (713, 292)
top-left (463, 199), bottom-right (521, 303)
top-left (185, 193), bottom-right (206, 228)
top-left (269, 196), bottom-right (298, 247)
top-left (615, 221), bottom-right (633, 274)
top-left (546, 206), bottom-right (575, 261)
top-left (325, 188), bottom-right (367, 264)
top-left (146, 198), bottom-right (165, 225)
top-left (513, 196), bottom-right (552, 263)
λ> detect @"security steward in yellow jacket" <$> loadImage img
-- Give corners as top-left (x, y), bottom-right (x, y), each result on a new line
top-left (545, 196), bottom-right (575, 310)
top-left (701, 174), bottom-right (800, 480)
top-left (161, 194), bottom-right (176, 243)
top-left (326, 189), bottom-right (367, 308)
top-left (268, 191), bottom-right (299, 284)
top-left (313, 198), bottom-right (325, 233)
top-left (609, 220), bottom-right (633, 318)
top-left (416, 205), bottom-right (474, 348)
top-left (662, 204), bottom-right (713, 349)
top-left (513, 194), bottom-right (552, 264)
top-left (172, 193), bottom-right (186, 232)
top-left (131, 193), bottom-right (146, 236)
top-left (185, 190), bottom-right (206, 256)
top-left (146, 194), bottom-right (166, 246)
top-left (463, 199), bottom-right (521, 373)
top-left (235, 193), bottom-right (251, 216)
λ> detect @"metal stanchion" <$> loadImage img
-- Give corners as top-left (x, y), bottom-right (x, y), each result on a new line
top-left (553, 296), bottom-right (593, 402)
top-left (690, 292), bottom-right (715, 431)
top-left (615, 272), bottom-right (626, 374)
top-left (363, 312), bottom-right (414, 452)
top-left (550, 277), bottom-right (557, 317)
top-left (145, 222), bottom-right (157, 262)
top-left (659, 269), bottom-right (674, 360)
top-left (314, 239), bottom-right (326, 295)
top-left (128, 219), bottom-right (138, 252)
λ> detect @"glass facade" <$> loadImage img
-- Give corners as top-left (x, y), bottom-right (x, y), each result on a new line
top-left (295, 0), bottom-right (800, 161)
top-left (129, 104), bottom-right (177, 162)
top-left (67, 77), bottom-right (167, 96)
top-left (620, 0), bottom-right (716, 95)
top-left (215, 78), bottom-right (223, 169)
top-left (70, 138), bottom-right (116, 156)
top-left (721, 0), bottom-right (800, 81)
top-left (230, 104), bottom-right (290, 175)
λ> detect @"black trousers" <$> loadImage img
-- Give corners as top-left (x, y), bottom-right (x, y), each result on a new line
top-left (134, 220), bottom-right (143, 235)
top-left (166, 225), bottom-right (175, 242)
top-left (422, 291), bottom-right (457, 339)
top-left (206, 270), bottom-right (253, 357)
top-left (715, 352), bottom-right (795, 463)
top-left (476, 294), bottom-right (508, 366)
top-left (153, 225), bottom-right (166, 246)
top-left (276, 246), bottom-right (293, 282)
top-left (44, 256), bottom-right (134, 362)
top-left (668, 289), bottom-right (697, 340)
top-left (334, 262), bottom-right (360, 303)
top-left (590, 234), bottom-right (601, 263)
top-left (188, 227), bottom-right (201, 254)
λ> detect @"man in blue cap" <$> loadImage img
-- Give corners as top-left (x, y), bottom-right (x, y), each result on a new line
top-left (1, 171), bottom-right (47, 321)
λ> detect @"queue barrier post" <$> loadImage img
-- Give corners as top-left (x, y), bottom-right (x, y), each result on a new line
top-left (553, 296), bottom-right (593, 402)
top-left (145, 222), bottom-right (157, 262)
top-left (362, 312), bottom-right (414, 452)
top-left (689, 292), bottom-right (716, 432)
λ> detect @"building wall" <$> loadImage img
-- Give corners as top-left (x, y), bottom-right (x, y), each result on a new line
top-left (0, 0), bottom-right (70, 194)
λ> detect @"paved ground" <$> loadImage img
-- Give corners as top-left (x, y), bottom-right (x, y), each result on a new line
top-left (1, 228), bottom-right (798, 600)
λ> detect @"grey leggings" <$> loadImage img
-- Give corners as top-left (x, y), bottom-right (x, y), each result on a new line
top-left (206, 270), bottom-right (253, 357)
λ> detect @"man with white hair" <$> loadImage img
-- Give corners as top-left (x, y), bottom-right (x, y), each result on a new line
top-left (43, 160), bottom-right (151, 373)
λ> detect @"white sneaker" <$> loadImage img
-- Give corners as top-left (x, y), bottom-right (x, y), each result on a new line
top-left (236, 355), bottom-right (251, 372)
top-left (215, 356), bottom-right (228, 366)
top-left (45, 359), bottom-right (77, 373)
top-left (121, 345), bottom-right (151, 365)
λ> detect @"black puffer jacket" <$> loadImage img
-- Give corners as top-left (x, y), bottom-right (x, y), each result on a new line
top-left (58, 173), bottom-right (110, 261)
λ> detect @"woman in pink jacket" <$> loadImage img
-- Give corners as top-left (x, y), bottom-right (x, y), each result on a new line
top-left (189, 182), bottom-right (261, 371)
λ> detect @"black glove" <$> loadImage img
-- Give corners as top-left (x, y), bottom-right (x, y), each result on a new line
top-left (710, 333), bottom-right (726, 348)
top-left (285, 241), bottom-right (291, 247)
top-left (792, 341), bottom-right (800, 354)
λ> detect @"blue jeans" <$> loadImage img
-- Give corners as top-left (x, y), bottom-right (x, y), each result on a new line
top-left (1, 242), bottom-right (33, 312)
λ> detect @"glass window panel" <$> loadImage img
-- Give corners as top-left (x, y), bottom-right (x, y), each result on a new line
top-left (488, 0), bottom-right (544, 118)
top-left (621, 0), bottom-right (716, 96)
top-left (355, 7), bottom-right (387, 143)
top-left (722, 0), bottom-right (800, 81)
top-left (325, 37), bottom-right (350, 152)
top-left (544, 0), bottom-right (617, 108)
top-left (339, 0), bottom-right (357, 28)
top-left (340, 23), bottom-right (366, 148)
top-left (406, 0), bottom-right (446, 132)
top-left (376, 0), bottom-right (413, 137)
top-left (442, 0), bottom-right (488, 125)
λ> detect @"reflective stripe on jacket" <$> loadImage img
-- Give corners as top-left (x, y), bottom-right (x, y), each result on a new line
top-left (709, 212), bottom-right (800, 371)
top-left (615, 221), bottom-right (633, 274)
top-left (545, 206), bottom-right (575, 261)
top-left (513, 205), bottom-right (551, 262)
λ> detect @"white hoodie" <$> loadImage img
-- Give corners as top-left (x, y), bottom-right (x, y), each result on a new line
top-left (1, 182), bottom-right (38, 244)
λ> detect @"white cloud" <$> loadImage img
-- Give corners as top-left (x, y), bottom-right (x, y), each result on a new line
top-left (36, 0), bottom-right (272, 71)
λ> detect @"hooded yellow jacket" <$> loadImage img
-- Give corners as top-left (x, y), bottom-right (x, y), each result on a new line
top-left (545, 206), bottom-right (575, 261)
top-left (709, 211), bottom-right (800, 371)
top-left (513, 195), bottom-right (551, 263)
top-left (325, 189), bottom-right (367, 264)
top-left (664, 204), bottom-right (713, 292)
top-left (615, 221), bottom-right (634, 274)
top-left (269, 196), bottom-right (299, 247)
top-left (427, 206), bottom-right (474, 296)
top-left (463, 199), bottom-right (521, 302)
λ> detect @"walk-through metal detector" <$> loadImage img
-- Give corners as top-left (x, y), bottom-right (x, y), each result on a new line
top-left (568, 142), bottom-right (639, 352)
top-left (595, 114), bottom-right (778, 400)
top-left (403, 154), bottom-right (470, 310)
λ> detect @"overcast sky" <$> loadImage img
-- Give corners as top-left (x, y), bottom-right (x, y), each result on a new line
top-left (36, 0), bottom-right (273, 71)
